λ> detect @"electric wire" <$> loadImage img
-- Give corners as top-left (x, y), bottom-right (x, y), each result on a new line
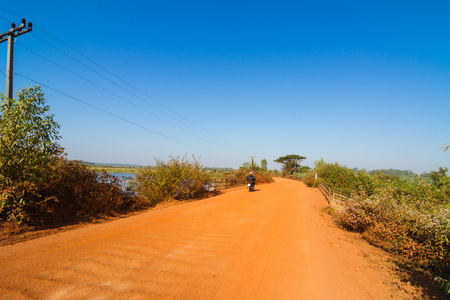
top-left (31, 32), bottom-right (228, 147)
top-left (0, 6), bottom-right (247, 157)
top-left (0, 5), bottom-right (245, 154)
top-left (0, 15), bottom-right (13, 24)
top-left (31, 23), bottom-right (243, 153)
top-left (3, 7), bottom-right (174, 123)
top-left (15, 42), bottom-right (223, 144)
top-left (15, 72), bottom-right (230, 159)
top-left (0, 7), bottom-right (21, 20)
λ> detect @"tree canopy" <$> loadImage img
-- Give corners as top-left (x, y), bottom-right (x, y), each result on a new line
top-left (0, 86), bottom-right (61, 185)
top-left (274, 154), bottom-right (306, 175)
top-left (261, 159), bottom-right (268, 171)
top-left (0, 86), bottom-right (62, 222)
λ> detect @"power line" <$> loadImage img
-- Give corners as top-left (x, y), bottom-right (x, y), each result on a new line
top-left (31, 23), bottom-right (241, 151)
top-left (2, 7), bottom-right (174, 120)
top-left (30, 34), bottom-right (220, 138)
top-left (0, 6), bottom-right (22, 19)
top-left (29, 28), bottom-right (246, 154)
top-left (0, 15), bottom-right (13, 23)
top-left (1, 6), bottom-right (246, 155)
top-left (29, 31), bottom-right (245, 153)
top-left (14, 72), bottom-right (231, 159)
top-left (15, 42), bottom-right (222, 144)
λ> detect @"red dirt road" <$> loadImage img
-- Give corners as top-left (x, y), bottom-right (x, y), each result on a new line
top-left (0, 178), bottom-right (432, 299)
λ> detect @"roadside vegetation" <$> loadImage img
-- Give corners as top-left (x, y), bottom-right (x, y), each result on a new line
top-left (226, 159), bottom-right (274, 187)
top-left (219, 168), bottom-right (274, 189)
top-left (302, 159), bottom-right (450, 294)
top-left (0, 87), bottom-right (145, 227)
top-left (133, 156), bottom-right (275, 207)
top-left (0, 86), bottom-right (273, 234)
top-left (133, 155), bottom-right (213, 206)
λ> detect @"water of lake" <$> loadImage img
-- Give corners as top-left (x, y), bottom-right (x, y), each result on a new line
top-left (109, 173), bottom-right (137, 179)
top-left (108, 173), bottom-right (137, 190)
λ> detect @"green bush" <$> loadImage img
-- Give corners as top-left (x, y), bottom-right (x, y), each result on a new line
top-left (292, 172), bottom-right (308, 180)
top-left (0, 86), bottom-right (61, 223)
top-left (313, 161), bottom-right (360, 196)
top-left (309, 160), bottom-right (411, 197)
top-left (134, 155), bottom-right (212, 205)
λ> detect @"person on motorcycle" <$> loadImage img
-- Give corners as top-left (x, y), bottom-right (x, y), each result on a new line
top-left (246, 172), bottom-right (256, 190)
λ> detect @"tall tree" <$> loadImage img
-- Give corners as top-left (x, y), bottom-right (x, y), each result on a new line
top-left (274, 154), bottom-right (306, 175)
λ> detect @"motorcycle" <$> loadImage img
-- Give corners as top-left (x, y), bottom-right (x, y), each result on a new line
top-left (247, 181), bottom-right (255, 192)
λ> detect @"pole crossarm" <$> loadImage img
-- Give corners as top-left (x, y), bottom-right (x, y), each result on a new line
top-left (1, 18), bottom-right (33, 99)
top-left (0, 18), bottom-right (32, 43)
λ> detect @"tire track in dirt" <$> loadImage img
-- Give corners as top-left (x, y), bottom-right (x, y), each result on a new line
top-left (0, 178), bottom-right (436, 299)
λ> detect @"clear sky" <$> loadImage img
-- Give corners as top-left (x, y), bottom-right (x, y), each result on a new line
top-left (1, 1), bottom-right (449, 173)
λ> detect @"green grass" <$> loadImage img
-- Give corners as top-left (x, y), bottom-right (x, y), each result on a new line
top-left (87, 165), bottom-right (145, 174)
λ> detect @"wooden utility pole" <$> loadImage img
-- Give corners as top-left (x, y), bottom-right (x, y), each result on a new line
top-left (0, 18), bottom-right (32, 99)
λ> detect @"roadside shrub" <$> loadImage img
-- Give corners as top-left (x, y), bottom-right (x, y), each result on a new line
top-left (334, 185), bottom-right (450, 285)
top-left (267, 170), bottom-right (282, 177)
top-left (304, 172), bottom-right (318, 187)
top-left (292, 172), bottom-right (308, 181)
top-left (134, 155), bottom-right (212, 205)
top-left (311, 161), bottom-right (410, 197)
top-left (334, 198), bottom-right (373, 233)
top-left (222, 169), bottom-right (274, 189)
top-left (311, 160), bottom-right (450, 292)
top-left (38, 156), bottom-right (143, 224)
top-left (314, 162), bottom-right (360, 196)
top-left (357, 171), bottom-right (378, 196)
top-left (0, 155), bottom-right (143, 226)
top-left (0, 180), bottom-right (41, 224)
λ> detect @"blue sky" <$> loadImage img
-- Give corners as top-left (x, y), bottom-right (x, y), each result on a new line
top-left (1, 1), bottom-right (449, 173)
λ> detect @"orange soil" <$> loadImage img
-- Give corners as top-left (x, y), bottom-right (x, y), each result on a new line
top-left (0, 178), bottom-right (443, 299)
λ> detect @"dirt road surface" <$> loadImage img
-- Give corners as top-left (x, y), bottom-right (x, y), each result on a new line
top-left (0, 178), bottom-right (439, 299)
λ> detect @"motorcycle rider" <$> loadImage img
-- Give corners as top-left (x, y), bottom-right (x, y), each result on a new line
top-left (246, 171), bottom-right (256, 189)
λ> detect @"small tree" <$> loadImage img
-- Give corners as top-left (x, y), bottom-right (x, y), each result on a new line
top-left (240, 161), bottom-right (260, 171)
top-left (274, 154), bottom-right (306, 176)
top-left (0, 86), bottom-right (61, 222)
top-left (261, 159), bottom-right (268, 171)
top-left (0, 86), bottom-right (61, 183)
top-left (239, 162), bottom-right (252, 170)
